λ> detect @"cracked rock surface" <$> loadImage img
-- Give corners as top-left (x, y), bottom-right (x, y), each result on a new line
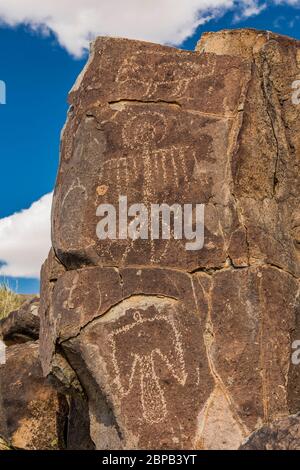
top-left (0, 297), bottom-right (94, 450)
top-left (40, 29), bottom-right (300, 449)
top-left (0, 299), bottom-right (67, 450)
top-left (239, 413), bottom-right (300, 450)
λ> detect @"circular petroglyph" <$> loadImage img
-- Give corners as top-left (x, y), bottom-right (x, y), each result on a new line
top-left (122, 112), bottom-right (168, 149)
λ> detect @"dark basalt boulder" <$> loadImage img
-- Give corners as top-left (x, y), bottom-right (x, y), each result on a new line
top-left (0, 297), bottom-right (94, 450)
top-left (239, 414), bottom-right (300, 450)
top-left (39, 28), bottom-right (300, 449)
top-left (0, 297), bottom-right (40, 345)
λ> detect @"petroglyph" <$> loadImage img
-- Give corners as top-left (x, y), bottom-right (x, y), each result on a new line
top-left (99, 299), bottom-right (188, 424)
top-left (115, 51), bottom-right (217, 99)
top-left (109, 100), bottom-right (181, 112)
top-left (42, 32), bottom-right (300, 450)
top-left (122, 112), bottom-right (168, 149)
top-left (61, 177), bottom-right (88, 209)
top-left (98, 145), bottom-right (192, 198)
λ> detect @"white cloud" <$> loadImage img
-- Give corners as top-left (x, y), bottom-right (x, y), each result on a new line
top-left (0, 0), bottom-right (274, 57)
top-left (275, 0), bottom-right (300, 4)
top-left (0, 193), bottom-right (52, 278)
top-left (0, 0), bottom-right (298, 280)
top-left (0, 1), bottom-right (298, 57)
top-left (233, 0), bottom-right (267, 21)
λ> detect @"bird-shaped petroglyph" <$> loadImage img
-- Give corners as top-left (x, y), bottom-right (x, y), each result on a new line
top-left (108, 308), bottom-right (187, 424)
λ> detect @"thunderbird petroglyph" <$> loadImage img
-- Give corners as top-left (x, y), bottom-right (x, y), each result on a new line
top-left (39, 29), bottom-right (300, 449)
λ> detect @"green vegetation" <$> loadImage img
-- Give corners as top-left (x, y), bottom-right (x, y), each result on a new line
top-left (0, 283), bottom-right (23, 320)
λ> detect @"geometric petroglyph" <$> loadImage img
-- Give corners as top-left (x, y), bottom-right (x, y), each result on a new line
top-left (61, 177), bottom-right (88, 209)
top-left (99, 145), bottom-right (192, 197)
top-left (122, 112), bottom-right (168, 150)
top-left (102, 298), bottom-right (187, 424)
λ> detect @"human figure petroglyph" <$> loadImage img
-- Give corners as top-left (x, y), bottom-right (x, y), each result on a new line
top-left (108, 308), bottom-right (187, 424)
top-left (40, 32), bottom-right (300, 450)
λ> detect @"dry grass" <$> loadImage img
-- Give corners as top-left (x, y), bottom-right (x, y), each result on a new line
top-left (0, 283), bottom-right (23, 320)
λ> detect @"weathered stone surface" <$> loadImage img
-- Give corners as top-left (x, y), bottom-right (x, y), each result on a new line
top-left (52, 37), bottom-right (251, 272)
top-left (40, 29), bottom-right (300, 449)
top-left (203, 267), bottom-right (299, 430)
top-left (51, 268), bottom-right (214, 449)
top-left (0, 297), bottom-right (94, 450)
top-left (0, 297), bottom-right (40, 344)
top-left (198, 28), bottom-right (300, 278)
top-left (40, 265), bottom-right (215, 448)
top-left (239, 413), bottom-right (300, 450)
top-left (0, 342), bottom-right (68, 450)
top-left (48, 353), bottom-right (95, 450)
top-left (39, 249), bottom-right (66, 376)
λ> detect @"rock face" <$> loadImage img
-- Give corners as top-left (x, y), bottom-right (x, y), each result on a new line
top-left (0, 341), bottom-right (67, 450)
top-left (40, 29), bottom-right (300, 449)
top-left (239, 413), bottom-right (300, 450)
top-left (0, 299), bottom-right (66, 450)
top-left (0, 298), bottom-right (94, 450)
top-left (0, 297), bottom-right (40, 345)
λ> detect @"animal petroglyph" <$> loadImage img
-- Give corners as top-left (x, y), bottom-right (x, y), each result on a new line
top-left (115, 52), bottom-right (217, 99)
top-left (108, 306), bottom-right (187, 424)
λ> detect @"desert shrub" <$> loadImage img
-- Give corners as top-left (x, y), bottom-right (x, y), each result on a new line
top-left (0, 283), bottom-right (23, 320)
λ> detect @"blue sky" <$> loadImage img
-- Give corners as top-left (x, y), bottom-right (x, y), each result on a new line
top-left (0, 0), bottom-right (300, 294)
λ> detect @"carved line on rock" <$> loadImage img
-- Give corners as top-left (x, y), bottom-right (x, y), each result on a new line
top-left (115, 52), bottom-right (218, 99)
top-left (201, 277), bottom-right (250, 437)
top-left (107, 307), bottom-right (187, 425)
